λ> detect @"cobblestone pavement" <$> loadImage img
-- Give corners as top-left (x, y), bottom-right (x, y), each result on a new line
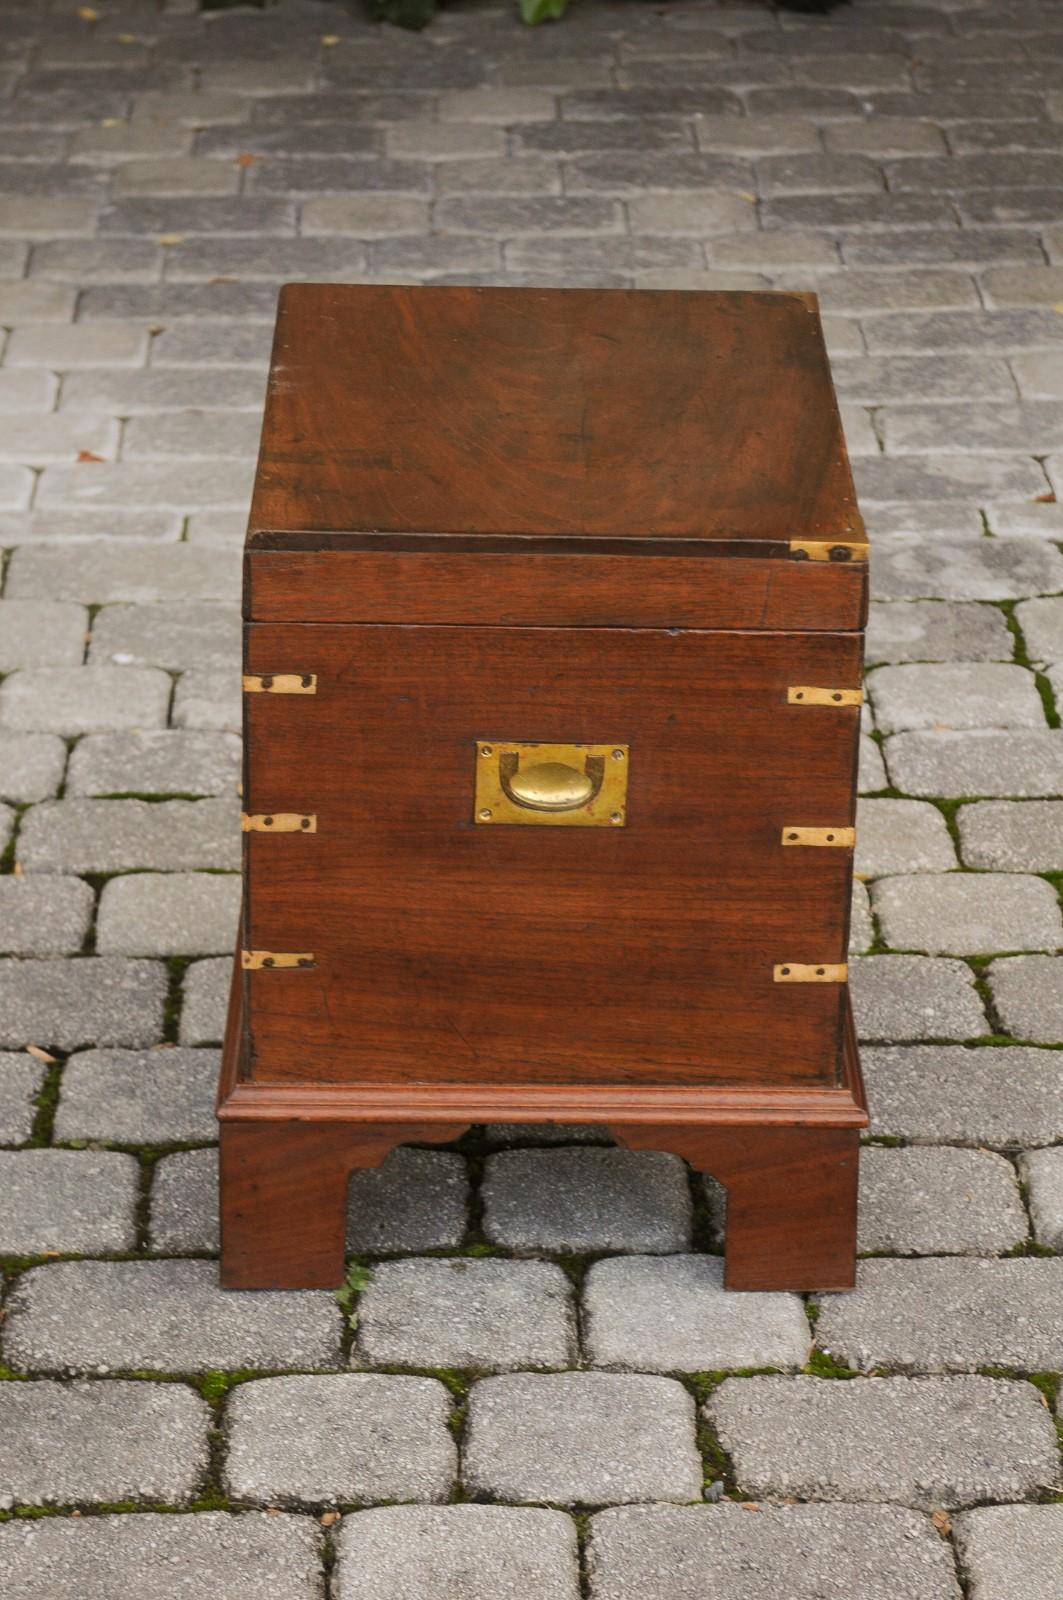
top-left (1, 0), bottom-right (1063, 1594)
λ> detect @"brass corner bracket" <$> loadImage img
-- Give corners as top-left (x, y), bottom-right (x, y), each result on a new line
top-left (787, 685), bottom-right (863, 707)
top-left (241, 950), bottom-right (316, 971)
top-left (241, 813), bottom-right (317, 833)
top-left (774, 963), bottom-right (848, 984)
top-left (243, 673), bottom-right (317, 695)
top-left (781, 826), bottom-right (855, 849)
top-left (789, 539), bottom-right (869, 563)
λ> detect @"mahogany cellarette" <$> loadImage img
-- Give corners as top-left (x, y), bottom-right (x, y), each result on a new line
top-left (218, 283), bottom-right (869, 1291)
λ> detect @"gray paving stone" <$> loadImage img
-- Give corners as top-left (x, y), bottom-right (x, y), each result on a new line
top-left (711, 230), bottom-right (839, 269)
top-left (1015, 598), bottom-right (1063, 666)
top-left (857, 455), bottom-right (1046, 505)
top-left (67, 730), bottom-right (242, 799)
top-left (151, 321), bottom-right (273, 370)
top-left (586, 1504), bottom-right (962, 1600)
top-left (1013, 351), bottom-right (1063, 400)
top-left (953, 1506), bottom-right (1063, 1600)
top-left (179, 955), bottom-right (230, 1043)
top-left (334, 1506), bottom-right (580, 1600)
top-left (865, 601), bottom-right (1013, 665)
top-left (816, 1257), bottom-right (1063, 1373)
top-left (0, 1512), bottom-right (323, 1600)
top-left (865, 1043), bottom-right (1063, 1150)
top-left (987, 264), bottom-right (1063, 307)
top-left (0, 508), bottom-right (183, 545)
top-left (710, 1374), bottom-right (1055, 1510)
top-left (88, 602), bottom-right (240, 673)
top-left (346, 1147), bottom-right (470, 1254)
top-left (0, 371), bottom-right (57, 414)
top-left (98, 197), bottom-right (295, 237)
top-left (0, 601), bottom-right (87, 670)
top-left (150, 1146), bottom-right (219, 1251)
top-left (483, 1123), bottom-right (611, 1147)
top-left (0, 666), bottom-right (170, 737)
top-left (0, 197), bottom-right (97, 236)
top-left (59, 369), bottom-right (264, 416)
top-left (0, 1148), bottom-right (138, 1254)
top-left (465, 1373), bottom-right (701, 1507)
top-left (850, 956), bottom-right (987, 1042)
top-left (888, 730), bottom-right (1063, 799)
top-left (0, 464), bottom-right (34, 510)
top-left (34, 461), bottom-right (255, 515)
top-left (123, 410), bottom-right (261, 460)
top-left (171, 667), bottom-right (241, 732)
top-left (988, 956), bottom-right (1063, 1043)
top-left (55, 1046), bottom-right (218, 1143)
top-left (18, 798), bottom-right (240, 874)
top-left (1018, 1146), bottom-right (1063, 1253)
top-left (113, 157), bottom-right (239, 198)
top-left (0, 1379), bottom-right (209, 1507)
top-left (482, 1148), bottom-right (691, 1254)
top-left (28, 238), bottom-right (163, 283)
top-left (854, 798), bottom-right (956, 877)
top-left (0, 411), bottom-right (118, 465)
top-left (989, 501), bottom-right (1063, 541)
top-left (858, 735), bottom-right (887, 794)
top-left (875, 535), bottom-right (1063, 602)
top-left (850, 881), bottom-right (875, 954)
top-left (4, 1259), bottom-right (343, 1375)
top-left (0, 1051), bottom-right (43, 1145)
top-left (869, 663), bottom-right (1045, 735)
top-left (873, 872), bottom-right (1062, 955)
top-left (224, 1374), bottom-right (456, 1507)
top-left (0, 958), bottom-right (165, 1051)
top-left (97, 871), bottom-right (240, 957)
top-left (858, 1145), bottom-right (1026, 1254)
top-left (0, 876), bottom-right (94, 956)
top-left (882, 400), bottom-right (1063, 456)
top-left (5, 321), bottom-right (147, 369)
top-left (69, 121), bottom-right (194, 163)
top-left (354, 1257), bottom-right (576, 1372)
top-left (825, 119), bottom-right (947, 156)
top-left (583, 1254), bottom-right (810, 1373)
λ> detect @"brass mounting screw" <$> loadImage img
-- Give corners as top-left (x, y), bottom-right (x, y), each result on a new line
top-left (479, 808), bottom-right (493, 821)
top-left (611, 748), bottom-right (625, 760)
top-left (610, 811), bottom-right (623, 825)
top-left (480, 746), bottom-right (493, 757)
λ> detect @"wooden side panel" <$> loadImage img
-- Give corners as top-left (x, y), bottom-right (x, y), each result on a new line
top-left (246, 549), bottom-right (867, 632)
top-left (242, 624), bottom-right (860, 1090)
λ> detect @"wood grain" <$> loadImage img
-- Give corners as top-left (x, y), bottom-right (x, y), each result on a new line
top-left (249, 284), bottom-right (864, 547)
top-left (246, 549), bottom-right (868, 632)
top-left (242, 622), bottom-right (861, 1089)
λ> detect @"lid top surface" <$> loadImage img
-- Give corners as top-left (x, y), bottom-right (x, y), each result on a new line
top-left (250, 283), bottom-right (863, 547)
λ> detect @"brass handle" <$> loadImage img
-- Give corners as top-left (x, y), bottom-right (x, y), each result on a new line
top-left (474, 741), bottom-right (628, 828)
top-left (499, 752), bottom-right (603, 813)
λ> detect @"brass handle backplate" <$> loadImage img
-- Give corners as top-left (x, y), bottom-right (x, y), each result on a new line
top-left (474, 741), bottom-right (628, 827)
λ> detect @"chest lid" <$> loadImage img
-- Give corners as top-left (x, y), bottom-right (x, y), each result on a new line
top-left (246, 284), bottom-right (867, 630)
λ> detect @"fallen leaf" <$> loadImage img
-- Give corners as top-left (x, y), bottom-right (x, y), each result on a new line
top-left (117, 32), bottom-right (138, 44)
top-left (931, 1509), bottom-right (952, 1538)
top-left (738, 1502), bottom-right (763, 1512)
top-left (101, 118), bottom-right (122, 129)
top-left (1034, 492), bottom-right (1057, 503)
top-left (76, 450), bottom-right (105, 464)
top-left (77, 5), bottom-right (98, 18)
top-left (26, 1045), bottom-right (58, 1064)
top-left (236, 153), bottom-right (259, 168)
top-left (322, 34), bottom-right (340, 46)
top-left (157, 232), bottom-right (184, 246)
top-left (320, 1510), bottom-right (341, 1526)
top-left (736, 191), bottom-right (756, 203)
top-left (1052, 302), bottom-right (1063, 314)
top-left (12, 862), bottom-right (22, 876)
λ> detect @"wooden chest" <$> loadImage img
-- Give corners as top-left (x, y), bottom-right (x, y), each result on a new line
top-left (218, 283), bottom-right (869, 1292)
